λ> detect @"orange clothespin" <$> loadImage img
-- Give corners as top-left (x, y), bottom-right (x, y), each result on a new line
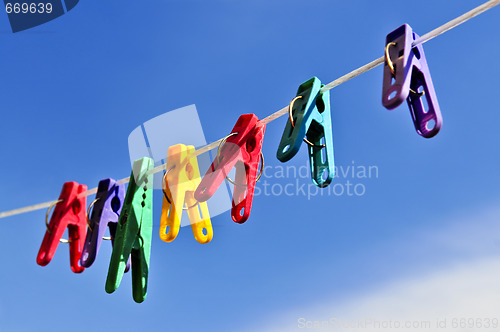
top-left (160, 144), bottom-right (213, 244)
top-left (37, 181), bottom-right (87, 273)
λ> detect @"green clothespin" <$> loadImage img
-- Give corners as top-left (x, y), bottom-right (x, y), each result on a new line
top-left (276, 77), bottom-right (335, 187)
top-left (105, 157), bottom-right (154, 303)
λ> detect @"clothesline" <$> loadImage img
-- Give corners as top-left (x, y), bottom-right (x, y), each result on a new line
top-left (1, 0), bottom-right (499, 220)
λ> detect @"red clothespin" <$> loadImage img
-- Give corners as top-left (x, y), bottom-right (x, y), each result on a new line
top-left (194, 114), bottom-right (265, 223)
top-left (37, 181), bottom-right (88, 273)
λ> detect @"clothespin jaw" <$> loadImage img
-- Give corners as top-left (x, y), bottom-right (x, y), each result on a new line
top-left (160, 144), bottom-right (213, 244)
top-left (382, 24), bottom-right (443, 138)
top-left (37, 181), bottom-right (87, 273)
top-left (307, 89), bottom-right (334, 187)
top-left (80, 178), bottom-right (130, 272)
top-left (105, 157), bottom-right (153, 303)
top-left (276, 77), bottom-right (335, 187)
top-left (194, 114), bottom-right (265, 224)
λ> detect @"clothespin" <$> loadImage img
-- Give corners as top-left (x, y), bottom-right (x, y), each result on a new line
top-left (105, 157), bottom-right (153, 303)
top-left (80, 178), bottom-right (130, 272)
top-left (382, 23), bottom-right (443, 138)
top-left (194, 114), bottom-right (265, 224)
top-left (276, 77), bottom-right (335, 188)
top-left (160, 144), bottom-right (213, 244)
top-left (37, 181), bottom-right (87, 273)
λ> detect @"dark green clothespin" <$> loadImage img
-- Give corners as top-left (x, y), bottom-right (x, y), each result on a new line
top-left (105, 157), bottom-right (153, 303)
top-left (277, 77), bottom-right (335, 187)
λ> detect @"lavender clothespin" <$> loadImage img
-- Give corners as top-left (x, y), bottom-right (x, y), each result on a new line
top-left (382, 24), bottom-right (443, 138)
top-left (81, 178), bottom-right (131, 272)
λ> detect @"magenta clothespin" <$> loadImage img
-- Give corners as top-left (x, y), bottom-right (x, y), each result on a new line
top-left (382, 24), bottom-right (443, 138)
top-left (80, 178), bottom-right (130, 272)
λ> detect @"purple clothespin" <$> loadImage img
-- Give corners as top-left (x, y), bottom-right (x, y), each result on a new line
top-left (80, 178), bottom-right (130, 272)
top-left (382, 24), bottom-right (443, 138)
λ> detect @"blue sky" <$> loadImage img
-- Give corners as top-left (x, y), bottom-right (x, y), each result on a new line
top-left (1, 0), bottom-right (500, 331)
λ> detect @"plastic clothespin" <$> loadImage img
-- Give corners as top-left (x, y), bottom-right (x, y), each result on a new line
top-left (382, 23), bottom-right (443, 138)
top-left (276, 77), bottom-right (335, 188)
top-left (105, 157), bottom-right (153, 303)
top-left (195, 114), bottom-right (265, 224)
top-left (160, 144), bottom-right (213, 244)
top-left (37, 181), bottom-right (87, 273)
top-left (80, 178), bottom-right (130, 272)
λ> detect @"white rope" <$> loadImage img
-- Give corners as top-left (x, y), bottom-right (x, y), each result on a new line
top-left (1, 0), bottom-right (499, 220)
top-left (412, 0), bottom-right (500, 46)
top-left (321, 0), bottom-right (500, 92)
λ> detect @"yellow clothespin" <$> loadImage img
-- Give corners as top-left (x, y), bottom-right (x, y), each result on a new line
top-left (160, 144), bottom-right (213, 244)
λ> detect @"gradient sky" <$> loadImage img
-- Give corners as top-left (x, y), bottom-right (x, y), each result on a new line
top-left (1, 1), bottom-right (500, 331)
